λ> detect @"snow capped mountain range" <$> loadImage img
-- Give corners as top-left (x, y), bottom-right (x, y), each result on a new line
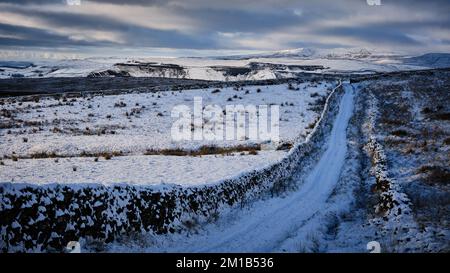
top-left (0, 48), bottom-right (449, 81)
top-left (211, 47), bottom-right (399, 60)
top-left (211, 48), bottom-right (317, 60)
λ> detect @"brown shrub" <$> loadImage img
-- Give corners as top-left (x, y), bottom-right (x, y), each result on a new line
top-left (421, 107), bottom-right (433, 114)
top-left (114, 101), bottom-right (127, 108)
top-left (144, 144), bottom-right (261, 157)
top-left (306, 121), bottom-right (316, 130)
top-left (431, 112), bottom-right (450, 120)
top-left (276, 142), bottom-right (293, 151)
top-left (391, 129), bottom-right (408, 137)
top-left (379, 118), bottom-right (404, 126)
top-left (30, 152), bottom-right (57, 159)
top-left (417, 165), bottom-right (450, 185)
top-left (144, 148), bottom-right (187, 156)
top-left (444, 138), bottom-right (450, 146)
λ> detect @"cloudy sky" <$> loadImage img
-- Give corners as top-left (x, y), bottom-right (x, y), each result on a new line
top-left (0, 0), bottom-right (449, 57)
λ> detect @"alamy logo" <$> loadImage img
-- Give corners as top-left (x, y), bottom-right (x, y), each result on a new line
top-left (171, 97), bottom-right (280, 142)
top-left (65, 0), bottom-right (81, 5)
top-left (366, 241), bottom-right (381, 253)
top-left (366, 0), bottom-right (381, 6)
top-left (66, 241), bottom-right (81, 253)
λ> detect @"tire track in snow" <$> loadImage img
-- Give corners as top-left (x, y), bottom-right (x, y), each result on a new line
top-left (146, 83), bottom-right (355, 253)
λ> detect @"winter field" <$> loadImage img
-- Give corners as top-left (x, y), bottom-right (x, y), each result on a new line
top-left (0, 81), bottom-right (335, 185)
top-left (86, 71), bottom-right (450, 253)
top-left (0, 52), bottom-right (449, 253)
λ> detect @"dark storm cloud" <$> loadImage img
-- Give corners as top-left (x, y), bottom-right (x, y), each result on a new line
top-left (2, 5), bottom-right (129, 30)
top-left (87, 0), bottom-right (166, 5)
top-left (178, 8), bottom-right (305, 33)
top-left (0, 23), bottom-right (108, 47)
top-left (1, 4), bottom-right (302, 34)
top-left (0, 4), bottom-right (217, 49)
top-left (0, 0), bottom-right (449, 53)
top-left (0, 0), bottom-right (165, 5)
top-left (0, 0), bottom-right (54, 3)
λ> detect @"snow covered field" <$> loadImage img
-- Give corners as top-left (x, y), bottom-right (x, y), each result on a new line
top-left (0, 80), bottom-right (335, 185)
top-left (0, 54), bottom-right (448, 253)
top-left (0, 152), bottom-right (285, 186)
top-left (105, 84), bottom-right (355, 252)
top-left (84, 72), bottom-right (450, 253)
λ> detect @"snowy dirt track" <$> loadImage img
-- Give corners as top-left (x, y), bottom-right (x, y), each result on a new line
top-left (111, 84), bottom-right (355, 253)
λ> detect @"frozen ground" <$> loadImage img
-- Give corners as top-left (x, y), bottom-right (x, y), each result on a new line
top-left (0, 80), bottom-right (335, 185)
top-left (1, 58), bottom-right (448, 253)
top-left (94, 71), bottom-right (449, 253)
top-left (100, 83), bottom-right (358, 252)
top-left (0, 151), bottom-right (283, 186)
top-left (359, 75), bottom-right (450, 252)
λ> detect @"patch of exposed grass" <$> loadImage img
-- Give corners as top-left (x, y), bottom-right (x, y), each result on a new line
top-left (144, 148), bottom-right (187, 156)
top-left (80, 151), bottom-right (123, 159)
top-left (29, 152), bottom-right (58, 159)
top-left (417, 165), bottom-right (450, 185)
top-left (144, 144), bottom-right (261, 157)
top-left (18, 150), bottom-right (123, 160)
top-left (390, 129), bottom-right (408, 137)
top-left (306, 119), bottom-right (318, 130)
top-left (444, 138), bottom-right (450, 146)
top-left (431, 112), bottom-right (450, 120)
top-left (276, 142), bottom-right (293, 151)
top-left (114, 101), bottom-right (127, 108)
top-left (379, 118), bottom-right (404, 126)
top-left (421, 107), bottom-right (433, 114)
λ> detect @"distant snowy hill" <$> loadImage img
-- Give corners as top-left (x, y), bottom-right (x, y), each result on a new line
top-left (213, 48), bottom-right (383, 60)
top-left (402, 53), bottom-right (450, 68)
top-left (322, 48), bottom-right (373, 59)
top-left (0, 61), bottom-right (34, 69)
top-left (212, 48), bottom-right (316, 60)
top-left (1, 49), bottom-right (448, 80)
